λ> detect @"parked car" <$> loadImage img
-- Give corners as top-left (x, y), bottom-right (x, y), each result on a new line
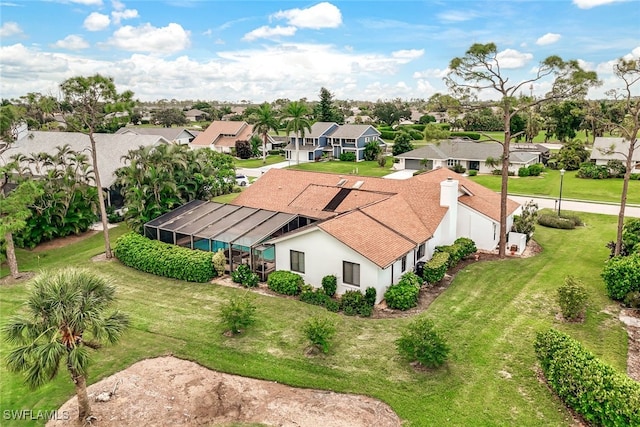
top-left (235, 174), bottom-right (250, 186)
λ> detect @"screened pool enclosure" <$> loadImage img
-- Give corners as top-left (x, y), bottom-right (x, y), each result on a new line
top-left (144, 200), bottom-right (311, 280)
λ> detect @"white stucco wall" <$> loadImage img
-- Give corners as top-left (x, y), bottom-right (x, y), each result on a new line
top-left (457, 204), bottom-right (499, 251)
top-left (272, 228), bottom-right (390, 303)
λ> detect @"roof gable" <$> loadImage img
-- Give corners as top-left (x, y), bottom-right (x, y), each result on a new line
top-left (190, 121), bottom-right (252, 147)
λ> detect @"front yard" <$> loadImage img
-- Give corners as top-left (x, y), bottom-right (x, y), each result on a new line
top-left (0, 212), bottom-right (628, 426)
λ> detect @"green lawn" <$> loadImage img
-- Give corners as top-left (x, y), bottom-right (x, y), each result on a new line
top-left (470, 169), bottom-right (640, 205)
top-left (287, 157), bottom-right (396, 177)
top-left (235, 155), bottom-right (286, 168)
top-left (0, 214), bottom-right (628, 426)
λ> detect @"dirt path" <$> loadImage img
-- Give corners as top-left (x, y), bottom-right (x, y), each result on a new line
top-left (47, 356), bottom-right (401, 427)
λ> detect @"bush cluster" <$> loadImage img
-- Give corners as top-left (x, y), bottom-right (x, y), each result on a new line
top-left (577, 162), bottom-right (609, 179)
top-left (300, 285), bottom-right (331, 306)
top-left (396, 316), bottom-right (449, 368)
top-left (435, 238), bottom-right (477, 268)
top-left (340, 290), bottom-right (373, 317)
top-left (534, 328), bottom-right (640, 426)
top-left (557, 276), bottom-right (588, 321)
top-left (467, 170), bottom-right (478, 176)
top-left (113, 232), bottom-right (216, 282)
top-left (423, 252), bottom-right (450, 284)
top-left (492, 169), bottom-right (516, 176)
top-left (379, 130), bottom-right (397, 140)
top-left (519, 163), bottom-right (544, 177)
top-left (219, 294), bottom-right (257, 335)
top-left (339, 152), bottom-right (356, 162)
top-left (231, 264), bottom-right (259, 288)
top-left (321, 275), bottom-right (337, 297)
top-left (601, 253), bottom-right (640, 300)
top-left (267, 270), bottom-right (304, 295)
top-left (384, 272), bottom-right (422, 311)
top-left (303, 316), bottom-right (337, 354)
top-left (449, 164), bottom-right (466, 174)
top-left (537, 213), bottom-right (580, 229)
top-left (449, 132), bottom-right (481, 140)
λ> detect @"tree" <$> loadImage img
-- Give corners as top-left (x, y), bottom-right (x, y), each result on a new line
top-left (3, 268), bottom-right (129, 422)
top-left (251, 102), bottom-right (280, 165)
top-left (313, 87), bottom-right (344, 123)
top-left (550, 139), bottom-right (590, 170)
top-left (511, 199), bottom-right (538, 241)
top-left (419, 114), bottom-right (436, 124)
top-left (60, 74), bottom-right (136, 259)
top-left (423, 123), bottom-right (450, 141)
top-left (0, 104), bottom-right (25, 142)
top-left (445, 43), bottom-right (599, 257)
top-left (395, 316), bottom-right (449, 368)
top-left (284, 101), bottom-right (312, 165)
top-left (152, 108), bottom-right (188, 127)
top-left (235, 139), bottom-right (252, 159)
top-left (373, 100), bottom-right (411, 126)
top-left (219, 294), bottom-right (257, 335)
top-left (392, 131), bottom-right (414, 156)
top-left (598, 57), bottom-right (640, 256)
top-left (363, 141), bottom-right (382, 161)
top-left (0, 179), bottom-right (43, 278)
top-left (542, 100), bottom-right (585, 142)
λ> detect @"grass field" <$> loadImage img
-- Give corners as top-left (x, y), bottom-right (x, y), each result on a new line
top-left (470, 169), bottom-right (640, 205)
top-left (234, 155), bottom-right (286, 168)
top-left (287, 157), bottom-right (396, 177)
top-left (0, 212), bottom-right (628, 426)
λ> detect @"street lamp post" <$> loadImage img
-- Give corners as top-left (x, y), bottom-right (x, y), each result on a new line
top-left (557, 168), bottom-right (565, 215)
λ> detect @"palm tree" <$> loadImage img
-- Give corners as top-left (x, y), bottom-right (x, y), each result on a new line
top-left (252, 103), bottom-right (280, 165)
top-left (3, 268), bottom-right (129, 422)
top-left (284, 101), bottom-right (312, 165)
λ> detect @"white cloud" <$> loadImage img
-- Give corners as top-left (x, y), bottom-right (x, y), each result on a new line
top-left (52, 35), bottom-right (90, 50)
top-left (391, 49), bottom-right (424, 62)
top-left (112, 0), bottom-right (124, 10)
top-left (536, 33), bottom-right (561, 46)
top-left (70, 0), bottom-right (102, 5)
top-left (112, 8), bottom-right (138, 25)
top-left (106, 23), bottom-right (190, 53)
top-left (272, 2), bottom-right (342, 29)
top-left (495, 49), bottom-right (533, 68)
top-left (412, 68), bottom-right (449, 79)
top-left (84, 12), bottom-right (110, 31)
top-left (624, 46), bottom-right (640, 60)
top-left (437, 10), bottom-right (479, 23)
top-left (0, 21), bottom-right (23, 37)
top-left (243, 25), bottom-right (297, 41)
top-left (572, 0), bottom-right (625, 9)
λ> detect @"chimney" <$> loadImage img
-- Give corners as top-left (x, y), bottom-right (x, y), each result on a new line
top-left (440, 177), bottom-right (459, 244)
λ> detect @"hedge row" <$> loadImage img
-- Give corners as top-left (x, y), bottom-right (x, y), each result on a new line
top-left (450, 132), bottom-right (481, 140)
top-left (384, 272), bottom-right (422, 311)
top-left (534, 328), bottom-right (640, 426)
top-left (435, 237), bottom-right (477, 268)
top-left (538, 214), bottom-right (581, 230)
top-left (423, 252), bottom-right (449, 284)
top-left (113, 232), bottom-right (216, 282)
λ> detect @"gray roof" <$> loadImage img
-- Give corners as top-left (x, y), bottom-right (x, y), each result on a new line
top-left (397, 140), bottom-right (538, 164)
top-left (327, 124), bottom-right (380, 139)
top-left (591, 137), bottom-right (640, 162)
top-left (3, 131), bottom-right (170, 187)
top-left (283, 142), bottom-right (321, 152)
top-left (115, 127), bottom-right (196, 141)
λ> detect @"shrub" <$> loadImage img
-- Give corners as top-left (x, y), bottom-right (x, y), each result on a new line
top-left (602, 253), bottom-right (640, 300)
top-left (212, 249), bottom-right (226, 276)
top-left (364, 287), bottom-right (377, 307)
top-left (537, 214), bottom-right (575, 229)
top-left (340, 290), bottom-right (365, 315)
top-left (468, 169), bottom-right (477, 176)
top-left (379, 130), bottom-right (397, 140)
top-left (527, 163), bottom-right (544, 176)
top-left (557, 276), bottom-right (588, 321)
top-left (512, 200), bottom-right (539, 241)
top-left (624, 291), bottom-right (640, 308)
top-left (449, 164), bottom-right (466, 174)
top-left (454, 237), bottom-right (477, 258)
top-left (303, 316), bottom-right (337, 354)
top-left (577, 162), bottom-right (609, 179)
top-left (435, 243), bottom-right (465, 267)
top-left (325, 299), bottom-right (340, 312)
top-left (267, 270), bottom-right (303, 296)
top-left (339, 152), bottom-right (356, 162)
top-left (534, 328), bottom-right (640, 426)
top-left (231, 264), bottom-right (259, 288)
top-left (219, 294), bottom-right (257, 335)
top-left (560, 214), bottom-right (583, 227)
top-left (113, 232), bottom-right (215, 282)
top-left (300, 287), bottom-right (331, 307)
top-left (396, 316), bottom-right (449, 368)
top-left (423, 252), bottom-right (449, 284)
top-left (321, 275), bottom-right (338, 297)
top-left (357, 304), bottom-right (373, 317)
top-left (385, 272), bottom-right (421, 311)
top-left (450, 132), bottom-right (481, 140)
top-left (518, 166), bottom-right (530, 177)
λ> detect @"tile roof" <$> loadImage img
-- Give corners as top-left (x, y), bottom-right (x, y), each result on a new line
top-left (233, 167), bottom-right (519, 267)
top-left (6, 130), bottom-right (169, 187)
top-left (190, 121), bottom-right (254, 148)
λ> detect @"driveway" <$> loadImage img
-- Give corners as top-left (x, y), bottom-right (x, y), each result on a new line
top-left (237, 161), bottom-right (291, 178)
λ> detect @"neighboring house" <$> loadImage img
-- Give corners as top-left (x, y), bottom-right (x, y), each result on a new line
top-left (396, 140), bottom-right (541, 173)
top-left (184, 109), bottom-right (208, 122)
top-left (3, 131), bottom-right (170, 206)
top-left (284, 122), bottom-right (383, 163)
top-left (115, 127), bottom-right (197, 144)
top-left (590, 137), bottom-right (640, 173)
top-left (145, 168), bottom-right (520, 303)
top-left (190, 121), bottom-right (258, 153)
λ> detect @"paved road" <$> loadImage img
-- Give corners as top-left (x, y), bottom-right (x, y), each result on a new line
top-left (509, 195), bottom-right (640, 218)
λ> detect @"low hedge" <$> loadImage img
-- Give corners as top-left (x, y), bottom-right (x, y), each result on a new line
top-left (267, 270), bottom-right (303, 295)
top-left (113, 232), bottom-right (216, 282)
top-left (450, 132), bottom-right (481, 140)
top-left (538, 214), bottom-right (576, 229)
top-left (384, 272), bottom-right (422, 310)
top-left (534, 328), bottom-right (640, 426)
top-left (423, 252), bottom-right (449, 284)
top-left (601, 253), bottom-right (640, 300)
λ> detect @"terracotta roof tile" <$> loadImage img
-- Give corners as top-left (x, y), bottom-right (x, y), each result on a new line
top-left (190, 121), bottom-right (253, 147)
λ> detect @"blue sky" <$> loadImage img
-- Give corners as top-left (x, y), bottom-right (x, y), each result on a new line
top-left (0, 0), bottom-right (638, 102)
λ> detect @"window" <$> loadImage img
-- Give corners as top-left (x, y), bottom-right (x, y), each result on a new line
top-left (290, 250), bottom-right (305, 273)
top-left (401, 255), bottom-right (407, 272)
top-left (417, 243), bottom-right (426, 259)
top-left (343, 261), bottom-right (360, 286)
top-left (447, 159), bottom-right (460, 167)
